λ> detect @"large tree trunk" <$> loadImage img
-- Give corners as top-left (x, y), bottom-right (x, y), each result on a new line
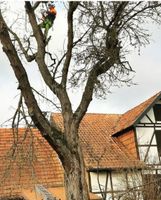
top-left (64, 148), bottom-right (89, 200)
top-left (62, 123), bottom-right (89, 200)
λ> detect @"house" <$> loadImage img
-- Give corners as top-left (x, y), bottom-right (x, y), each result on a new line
top-left (0, 91), bottom-right (161, 200)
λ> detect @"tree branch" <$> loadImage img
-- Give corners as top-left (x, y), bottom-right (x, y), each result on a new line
top-left (25, 2), bottom-right (54, 86)
top-left (33, 1), bottom-right (41, 10)
top-left (32, 87), bottom-right (61, 111)
top-left (8, 28), bottom-right (36, 62)
top-left (119, 2), bottom-right (161, 32)
top-left (107, 2), bottom-right (129, 29)
top-left (73, 59), bottom-right (104, 123)
top-left (61, 2), bottom-right (79, 88)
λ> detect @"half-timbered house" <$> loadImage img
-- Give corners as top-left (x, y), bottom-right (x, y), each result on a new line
top-left (86, 91), bottom-right (161, 200)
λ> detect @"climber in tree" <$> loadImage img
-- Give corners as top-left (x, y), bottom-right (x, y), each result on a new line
top-left (40, 2), bottom-right (57, 38)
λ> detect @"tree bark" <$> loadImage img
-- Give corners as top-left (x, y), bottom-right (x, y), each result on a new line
top-left (63, 130), bottom-right (89, 200)
top-left (58, 119), bottom-right (90, 200)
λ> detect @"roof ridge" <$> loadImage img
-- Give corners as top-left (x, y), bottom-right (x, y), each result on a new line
top-left (123, 91), bottom-right (161, 116)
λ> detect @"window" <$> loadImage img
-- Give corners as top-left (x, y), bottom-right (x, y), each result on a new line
top-left (154, 104), bottom-right (161, 121)
top-left (155, 130), bottom-right (161, 157)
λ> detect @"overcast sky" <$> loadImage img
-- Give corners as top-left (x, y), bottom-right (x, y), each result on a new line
top-left (1, 1), bottom-right (161, 125)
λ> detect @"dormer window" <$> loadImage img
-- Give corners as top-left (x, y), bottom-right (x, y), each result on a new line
top-left (153, 104), bottom-right (161, 121)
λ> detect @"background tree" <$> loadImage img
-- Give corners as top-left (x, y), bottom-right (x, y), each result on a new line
top-left (1, 1), bottom-right (161, 200)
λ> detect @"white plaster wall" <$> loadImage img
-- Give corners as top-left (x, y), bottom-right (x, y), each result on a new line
top-left (135, 106), bottom-right (161, 164)
top-left (136, 127), bottom-right (159, 164)
top-left (147, 108), bottom-right (155, 123)
top-left (111, 171), bottom-right (127, 190)
top-left (136, 127), bottom-right (160, 164)
top-left (136, 127), bottom-right (156, 145)
top-left (127, 171), bottom-right (142, 188)
top-left (140, 108), bottom-right (155, 123)
top-left (140, 115), bottom-right (149, 123)
top-left (138, 146), bottom-right (159, 164)
top-left (90, 171), bottom-right (111, 193)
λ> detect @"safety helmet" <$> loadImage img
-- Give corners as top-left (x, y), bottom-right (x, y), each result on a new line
top-left (48, 2), bottom-right (55, 7)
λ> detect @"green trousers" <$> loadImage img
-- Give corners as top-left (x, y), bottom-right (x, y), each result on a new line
top-left (40, 18), bottom-right (53, 37)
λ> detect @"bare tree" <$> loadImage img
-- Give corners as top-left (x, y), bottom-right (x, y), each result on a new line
top-left (1, 1), bottom-right (161, 200)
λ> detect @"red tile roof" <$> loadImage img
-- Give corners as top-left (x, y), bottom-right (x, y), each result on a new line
top-left (52, 113), bottom-right (144, 170)
top-left (0, 128), bottom-right (64, 196)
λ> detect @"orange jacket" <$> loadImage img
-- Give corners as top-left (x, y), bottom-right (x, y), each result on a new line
top-left (49, 7), bottom-right (57, 16)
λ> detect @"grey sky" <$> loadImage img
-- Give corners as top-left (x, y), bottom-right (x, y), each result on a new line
top-left (1, 2), bottom-right (161, 125)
